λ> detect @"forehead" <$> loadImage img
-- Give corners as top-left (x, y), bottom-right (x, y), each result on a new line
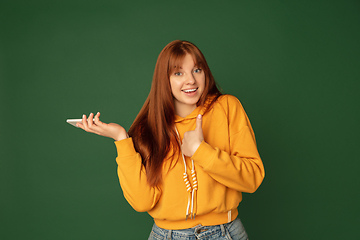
top-left (179, 54), bottom-right (196, 68)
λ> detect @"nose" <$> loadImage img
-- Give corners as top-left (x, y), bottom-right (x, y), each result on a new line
top-left (185, 73), bottom-right (196, 85)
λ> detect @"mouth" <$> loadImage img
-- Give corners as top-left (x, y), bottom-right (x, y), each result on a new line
top-left (181, 88), bottom-right (198, 94)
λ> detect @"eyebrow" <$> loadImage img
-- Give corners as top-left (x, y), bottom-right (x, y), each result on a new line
top-left (177, 66), bottom-right (200, 70)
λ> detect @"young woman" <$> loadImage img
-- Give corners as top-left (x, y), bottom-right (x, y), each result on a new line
top-left (77, 40), bottom-right (265, 240)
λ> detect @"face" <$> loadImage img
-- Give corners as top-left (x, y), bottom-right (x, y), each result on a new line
top-left (169, 53), bottom-right (205, 117)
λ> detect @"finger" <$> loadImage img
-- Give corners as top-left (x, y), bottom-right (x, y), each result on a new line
top-left (76, 122), bottom-right (84, 129)
top-left (78, 114), bottom-right (99, 134)
top-left (94, 112), bottom-right (101, 125)
top-left (195, 114), bottom-right (203, 133)
top-left (91, 112), bottom-right (106, 134)
top-left (82, 114), bottom-right (95, 133)
top-left (88, 113), bottom-right (94, 128)
top-left (82, 114), bottom-right (89, 130)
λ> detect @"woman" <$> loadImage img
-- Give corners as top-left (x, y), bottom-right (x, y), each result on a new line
top-left (77, 40), bottom-right (265, 240)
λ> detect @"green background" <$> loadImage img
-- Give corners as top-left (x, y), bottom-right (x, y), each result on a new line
top-left (1, 1), bottom-right (359, 239)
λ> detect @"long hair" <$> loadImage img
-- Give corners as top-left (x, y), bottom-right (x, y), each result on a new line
top-left (128, 40), bottom-right (222, 187)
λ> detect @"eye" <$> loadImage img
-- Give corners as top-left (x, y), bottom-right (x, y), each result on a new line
top-left (194, 68), bottom-right (202, 73)
top-left (174, 72), bottom-right (182, 76)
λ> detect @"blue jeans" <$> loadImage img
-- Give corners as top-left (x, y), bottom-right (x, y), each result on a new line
top-left (148, 218), bottom-right (248, 240)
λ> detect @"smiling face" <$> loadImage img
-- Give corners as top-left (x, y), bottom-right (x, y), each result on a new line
top-left (169, 53), bottom-right (205, 117)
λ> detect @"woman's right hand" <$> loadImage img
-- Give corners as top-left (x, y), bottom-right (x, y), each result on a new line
top-left (76, 112), bottom-right (128, 141)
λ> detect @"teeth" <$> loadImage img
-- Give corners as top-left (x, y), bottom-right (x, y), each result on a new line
top-left (183, 88), bottom-right (197, 93)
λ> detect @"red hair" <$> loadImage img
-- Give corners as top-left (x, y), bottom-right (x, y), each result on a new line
top-left (128, 40), bottom-right (222, 187)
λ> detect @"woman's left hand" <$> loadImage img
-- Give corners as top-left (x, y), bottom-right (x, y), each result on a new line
top-left (181, 114), bottom-right (204, 157)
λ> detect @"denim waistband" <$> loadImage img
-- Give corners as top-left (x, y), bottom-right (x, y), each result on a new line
top-left (150, 219), bottom-right (236, 239)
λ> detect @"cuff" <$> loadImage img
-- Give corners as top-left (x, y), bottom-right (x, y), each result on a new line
top-left (114, 137), bottom-right (137, 158)
top-left (191, 141), bottom-right (217, 169)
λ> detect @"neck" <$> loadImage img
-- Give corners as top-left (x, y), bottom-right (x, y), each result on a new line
top-left (174, 103), bottom-right (197, 118)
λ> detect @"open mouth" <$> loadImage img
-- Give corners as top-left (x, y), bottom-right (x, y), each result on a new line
top-left (182, 88), bottom-right (198, 93)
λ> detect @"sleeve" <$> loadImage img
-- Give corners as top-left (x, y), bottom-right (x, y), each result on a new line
top-left (115, 138), bottom-right (162, 212)
top-left (191, 96), bottom-right (265, 193)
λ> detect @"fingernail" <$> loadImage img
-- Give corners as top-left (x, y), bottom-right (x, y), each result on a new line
top-left (82, 114), bottom-right (85, 118)
top-left (198, 114), bottom-right (202, 119)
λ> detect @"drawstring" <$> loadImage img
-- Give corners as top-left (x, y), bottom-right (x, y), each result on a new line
top-left (190, 165), bottom-right (198, 219)
top-left (183, 171), bottom-right (191, 220)
top-left (175, 127), bottom-right (198, 220)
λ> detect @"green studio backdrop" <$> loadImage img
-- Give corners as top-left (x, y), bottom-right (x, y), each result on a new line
top-left (1, 1), bottom-right (359, 239)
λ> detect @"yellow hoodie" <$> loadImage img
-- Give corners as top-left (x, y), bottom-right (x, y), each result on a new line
top-left (115, 95), bottom-right (265, 230)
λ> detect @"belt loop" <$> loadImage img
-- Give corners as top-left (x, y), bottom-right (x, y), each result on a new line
top-left (167, 229), bottom-right (172, 239)
top-left (220, 224), bottom-right (226, 236)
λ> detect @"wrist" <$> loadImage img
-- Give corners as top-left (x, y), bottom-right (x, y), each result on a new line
top-left (191, 141), bottom-right (202, 156)
top-left (114, 132), bottom-right (129, 141)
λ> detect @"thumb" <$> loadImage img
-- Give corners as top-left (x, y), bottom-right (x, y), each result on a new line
top-left (196, 114), bottom-right (203, 134)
